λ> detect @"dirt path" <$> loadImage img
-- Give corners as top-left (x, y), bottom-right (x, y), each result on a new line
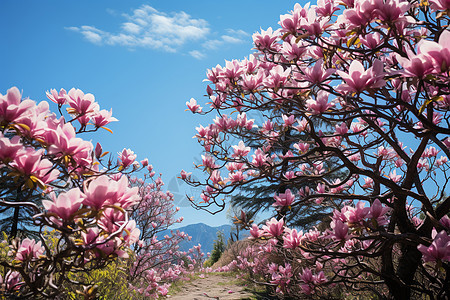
top-left (168, 273), bottom-right (256, 300)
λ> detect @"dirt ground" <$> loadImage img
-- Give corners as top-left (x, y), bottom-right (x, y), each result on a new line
top-left (168, 273), bottom-right (256, 300)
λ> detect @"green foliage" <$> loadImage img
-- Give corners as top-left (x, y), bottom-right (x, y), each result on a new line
top-left (204, 231), bottom-right (226, 267)
top-left (28, 230), bottom-right (138, 299)
top-left (63, 257), bottom-right (137, 300)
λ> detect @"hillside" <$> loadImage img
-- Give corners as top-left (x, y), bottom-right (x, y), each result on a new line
top-left (162, 223), bottom-right (232, 254)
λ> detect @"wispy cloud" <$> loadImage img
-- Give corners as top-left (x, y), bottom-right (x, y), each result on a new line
top-left (189, 28), bottom-right (249, 59)
top-left (189, 50), bottom-right (206, 60)
top-left (67, 5), bottom-right (250, 59)
top-left (67, 5), bottom-right (209, 52)
top-left (201, 28), bottom-right (249, 50)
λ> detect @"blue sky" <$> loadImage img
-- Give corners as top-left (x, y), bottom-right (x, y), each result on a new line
top-left (1, 0), bottom-right (299, 227)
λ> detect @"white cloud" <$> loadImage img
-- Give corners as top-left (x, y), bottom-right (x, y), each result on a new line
top-left (225, 29), bottom-right (249, 37)
top-left (122, 22), bottom-right (141, 34)
top-left (201, 28), bottom-right (249, 51)
top-left (82, 31), bottom-right (103, 44)
top-left (66, 5), bottom-right (250, 59)
top-left (221, 35), bottom-right (243, 44)
top-left (189, 50), bottom-right (206, 60)
top-left (202, 39), bottom-right (222, 50)
top-left (67, 5), bottom-right (210, 52)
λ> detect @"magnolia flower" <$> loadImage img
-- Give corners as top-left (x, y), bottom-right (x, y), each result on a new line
top-left (118, 148), bottom-right (137, 168)
top-left (417, 229), bottom-right (450, 262)
top-left (336, 59), bottom-right (386, 94)
top-left (273, 189), bottom-right (295, 207)
top-left (64, 88), bottom-right (99, 116)
top-left (46, 88), bottom-right (67, 105)
top-left (263, 218), bottom-right (285, 237)
top-left (15, 238), bottom-right (44, 262)
top-left (42, 188), bottom-right (85, 222)
top-left (0, 133), bottom-right (22, 163)
top-left (91, 109), bottom-right (118, 127)
top-left (305, 91), bottom-right (334, 115)
top-left (0, 87), bottom-right (35, 124)
top-left (186, 98), bottom-right (202, 113)
top-left (232, 141), bottom-right (251, 157)
top-left (330, 220), bottom-right (351, 241)
top-left (283, 228), bottom-right (302, 249)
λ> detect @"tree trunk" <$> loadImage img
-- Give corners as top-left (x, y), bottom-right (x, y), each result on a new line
top-left (10, 206), bottom-right (19, 238)
top-left (383, 243), bottom-right (421, 300)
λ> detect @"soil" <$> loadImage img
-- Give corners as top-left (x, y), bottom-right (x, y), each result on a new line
top-left (168, 273), bottom-right (257, 300)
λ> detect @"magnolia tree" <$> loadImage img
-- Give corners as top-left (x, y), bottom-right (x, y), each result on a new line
top-left (184, 0), bottom-right (450, 298)
top-left (0, 86), bottom-right (192, 299)
top-left (128, 173), bottom-right (207, 298)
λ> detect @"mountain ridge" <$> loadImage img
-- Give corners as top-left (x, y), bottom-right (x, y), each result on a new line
top-left (162, 223), bottom-right (232, 254)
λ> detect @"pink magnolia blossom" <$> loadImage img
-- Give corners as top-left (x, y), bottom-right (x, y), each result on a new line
top-left (11, 148), bottom-right (60, 185)
top-left (118, 148), bottom-right (137, 168)
top-left (242, 71), bottom-right (265, 91)
top-left (15, 238), bottom-right (45, 261)
top-left (42, 188), bottom-right (85, 222)
top-left (0, 87), bottom-right (35, 125)
top-left (335, 122), bottom-right (348, 135)
top-left (316, 0), bottom-right (339, 17)
top-left (300, 267), bottom-right (313, 283)
top-left (282, 114), bottom-right (296, 127)
top-left (45, 122), bottom-right (93, 167)
top-left (228, 171), bottom-right (247, 183)
top-left (232, 141), bottom-right (251, 158)
top-left (283, 228), bottom-right (302, 249)
top-left (84, 175), bottom-right (140, 211)
top-left (82, 227), bottom-right (100, 246)
top-left (236, 112), bottom-right (255, 130)
top-left (263, 65), bottom-right (290, 88)
top-left (388, 170), bottom-right (402, 183)
top-left (396, 50), bottom-right (435, 78)
top-left (64, 88), bottom-right (99, 116)
top-left (180, 169), bottom-right (192, 179)
top-left (95, 237), bottom-right (128, 258)
top-left (108, 175), bottom-right (139, 209)
top-left (0, 133), bottom-right (22, 163)
top-left (440, 215), bottom-right (450, 229)
top-left (252, 149), bottom-right (268, 167)
top-left (330, 220), bottom-right (351, 241)
top-left (98, 207), bottom-right (126, 233)
top-left (417, 229), bottom-right (450, 262)
top-left (4, 271), bottom-right (22, 292)
top-left (213, 114), bottom-right (236, 131)
top-left (279, 10), bottom-right (301, 35)
top-left (336, 59), bottom-right (386, 94)
top-left (222, 59), bottom-right (244, 81)
top-left (360, 32), bottom-right (383, 49)
top-left (342, 201), bottom-right (370, 225)
top-left (91, 109), bottom-right (118, 127)
top-left (429, 0), bottom-right (450, 10)
top-left (301, 59), bottom-right (335, 84)
top-left (367, 199), bottom-right (390, 226)
top-left (186, 98), bottom-right (202, 113)
top-left (263, 218), bottom-right (285, 237)
top-left (294, 142), bottom-right (309, 153)
top-left (201, 154), bottom-right (217, 169)
top-left (46, 88), bottom-right (67, 105)
top-left (273, 189), bottom-right (295, 207)
top-left (371, 0), bottom-right (411, 23)
top-left (281, 39), bottom-right (307, 60)
top-left (305, 91), bottom-right (334, 115)
top-left (300, 9), bottom-right (329, 37)
top-left (418, 30), bottom-right (450, 73)
top-left (253, 27), bottom-right (280, 51)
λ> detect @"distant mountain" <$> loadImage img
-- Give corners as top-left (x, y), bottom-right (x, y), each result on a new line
top-left (161, 223), bottom-right (232, 254)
